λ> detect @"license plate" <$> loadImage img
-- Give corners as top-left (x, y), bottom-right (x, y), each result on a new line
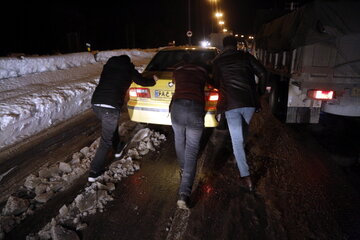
top-left (351, 87), bottom-right (360, 96)
top-left (155, 90), bottom-right (174, 98)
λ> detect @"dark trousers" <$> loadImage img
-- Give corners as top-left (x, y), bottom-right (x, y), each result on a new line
top-left (171, 99), bottom-right (204, 197)
top-left (90, 105), bottom-right (120, 174)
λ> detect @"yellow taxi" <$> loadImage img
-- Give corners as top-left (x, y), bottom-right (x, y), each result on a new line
top-left (127, 46), bottom-right (219, 127)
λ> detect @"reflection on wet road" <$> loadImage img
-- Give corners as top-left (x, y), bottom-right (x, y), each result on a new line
top-left (82, 127), bottom-right (180, 240)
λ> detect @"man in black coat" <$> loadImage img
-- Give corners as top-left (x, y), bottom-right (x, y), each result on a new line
top-left (213, 35), bottom-right (267, 191)
top-left (89, 55), bottom-right (157, 182)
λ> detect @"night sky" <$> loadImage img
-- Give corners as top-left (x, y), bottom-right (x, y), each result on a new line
top-left (1, 0), bottom-right (312, 56)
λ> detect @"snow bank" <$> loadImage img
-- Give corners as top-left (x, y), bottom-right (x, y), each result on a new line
top-left (0, 49), bottom-right (157, 151)
top-left (95, 49), bottom-right (157, 72)
top-left (95, 49), bottom-right (157, 63)
top-left (0, 72), bottom-right (100, 149)
top-left (0, 52), bottom-right (96, 79)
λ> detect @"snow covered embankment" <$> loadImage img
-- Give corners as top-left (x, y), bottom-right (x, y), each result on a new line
top-left (0, 126), bottom-right (166, 239)
top-left (0, 49), bottom-right (156, 151)
top-left (0, 53), bottom-right (96, 80)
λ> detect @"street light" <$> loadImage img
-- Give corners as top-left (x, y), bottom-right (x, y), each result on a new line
top-left (209, 0), bottom-right (221, 33)
top-left (219, 20), bottom-right (224, 25)
top-left (187, 0), bottom-right (191, 45)
top-left (215, 12), bottom-right (223, 18)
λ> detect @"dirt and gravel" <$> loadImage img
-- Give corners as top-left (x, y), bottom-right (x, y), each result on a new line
top-left (1, 98), bottom-right (360, 240)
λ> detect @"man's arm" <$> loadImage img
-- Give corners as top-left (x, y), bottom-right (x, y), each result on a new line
top-left (249, 54), bottom-right (267, 96)
top-left (132, 67), bottom-right (156, 86)
top-left (211, 62), bottom-right (221, 89)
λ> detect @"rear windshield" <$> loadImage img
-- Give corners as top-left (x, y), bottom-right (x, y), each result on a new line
top-left (145, 49), bottom-right (217, 72)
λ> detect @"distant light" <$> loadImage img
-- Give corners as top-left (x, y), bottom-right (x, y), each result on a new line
top-left (235, 34), bottom-right (239, 37)
top-left (215, 12), bottom-right (223, 18)
top-left (219, 21), bottom-right (224, 25)
top-left (241, 34), bottom-right (244, 38)
top-left (248, 36), bottom-right (254, 39)
top-left (86, 43), bottom-right (91, 52)
top-left (223, 28), bottom-right (228, 32)
top-left (200, 40), bottom-right (210, 47)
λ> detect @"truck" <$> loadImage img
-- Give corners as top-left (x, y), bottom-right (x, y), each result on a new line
top-left (254, 0), bottom-right (360, 123)
top-left (209, 32), bottom-right (232, 50)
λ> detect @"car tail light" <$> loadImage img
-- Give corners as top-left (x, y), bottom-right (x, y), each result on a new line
top-left (307, 90), bottom-right (334, 100)
top-left (129, 88), bottom-right (151, 98)
top-left (208, 92), bottom-right (219, 101)
top-left (205, 88), bottom-right (219, 102)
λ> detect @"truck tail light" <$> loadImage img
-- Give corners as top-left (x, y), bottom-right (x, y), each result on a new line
top-left (129, 88), bottom-right (151, 98)
top-left (307, 90), bottom-right (334, 100)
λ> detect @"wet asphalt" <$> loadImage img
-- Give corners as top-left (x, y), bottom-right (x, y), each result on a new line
top-left (79, 102), bottom-right (360, 240)
top-left (2, 99), bottom-right (360, 240)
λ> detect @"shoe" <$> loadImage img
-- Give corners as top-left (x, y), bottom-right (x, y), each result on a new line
top-left (115, 142), bottom-right (128, 158)
top-left (179, 169), bottom-right (184, 179)
top-left (177, 194), bottom-right (190, 210)
top-left (88, 171), bottom-right (101, 182)
top-left (243, 176), bottom-right (254, 192)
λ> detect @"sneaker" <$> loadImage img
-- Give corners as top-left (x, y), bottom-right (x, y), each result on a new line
top-left (115, 142), bottom-right (128, 158)
top-left (88, 171), bottom-right (101, 182)
top-left (179, 168), bottom-right (184, 179)
top-left (177, 194), bottom-right (190, 210)
top-left (242, 176), bottom-right (254, 192)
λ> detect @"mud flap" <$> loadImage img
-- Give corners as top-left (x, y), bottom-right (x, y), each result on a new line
top-left (286, 107), bottom-right (320, 123)
top-left (286, 80), bottom-right (322, 123)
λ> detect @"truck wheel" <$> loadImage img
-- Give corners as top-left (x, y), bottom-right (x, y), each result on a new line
top-left (269, 79), bottom-right (288, 121)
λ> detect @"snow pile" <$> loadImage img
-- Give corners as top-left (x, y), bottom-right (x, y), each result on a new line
top-left (0, 64), bottom-right (102, 150)
top-left (0, 138), bottom-right (98, 235)
top-left (95, 49), bottom-right (157, 72)
top-left (0, 52), bottom-right (96, 79)
top-left (95, 48), bottom-right (156, 63)
top-left (0, 49), bottom-right (156, 151)
top-left (29, 128), bottom-right (166, 240)
top-left (0, 126), bottom-right (166, 239)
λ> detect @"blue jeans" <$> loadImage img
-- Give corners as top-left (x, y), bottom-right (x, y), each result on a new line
top-left (90, 105), bottom-right (120, 174)
top-left (171, 99), bottom-right (204, 197)
top-left (225, 107), bottom-right (255, 177)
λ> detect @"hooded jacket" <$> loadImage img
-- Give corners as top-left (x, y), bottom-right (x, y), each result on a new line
top-left (91, 55), bottom-right (155, 109)
top-left (212, 47), bottom-right (267, 114)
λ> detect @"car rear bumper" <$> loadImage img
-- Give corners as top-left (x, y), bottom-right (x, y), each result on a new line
top-left (127, 100), bottom-right (218, 127)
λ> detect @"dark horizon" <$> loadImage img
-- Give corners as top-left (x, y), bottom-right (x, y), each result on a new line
top-left (1, 0), bottom-right (313, 56)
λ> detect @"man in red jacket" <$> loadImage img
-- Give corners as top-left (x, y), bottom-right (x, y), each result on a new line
top-left (213, 35), bottom-right (267, 192)
top-left (89, 55), bottom-right (157, 182)
top-left (170, 53), bottom-right (211, 209)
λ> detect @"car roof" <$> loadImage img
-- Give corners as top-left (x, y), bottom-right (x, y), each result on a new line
top-left (158, 46), bottom-right (218, 52)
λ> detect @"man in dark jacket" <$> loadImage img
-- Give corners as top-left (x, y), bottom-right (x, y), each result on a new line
top-left (170, 54), bottom-right (211, 209)
top-left (213, 35), bottom-right (267, 191)
top-left (89, 55), bottom-right (157, 182)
